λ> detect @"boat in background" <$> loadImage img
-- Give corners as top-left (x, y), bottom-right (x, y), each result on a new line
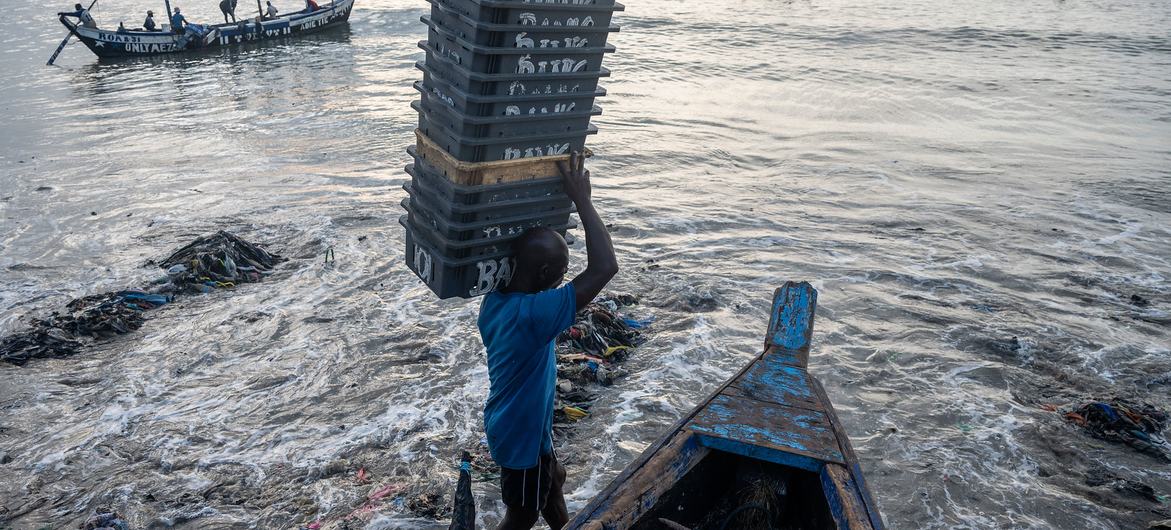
top-left (56, 0), bottom-right (354, 60)
top-left (569, 281), bottom-right (885, 530)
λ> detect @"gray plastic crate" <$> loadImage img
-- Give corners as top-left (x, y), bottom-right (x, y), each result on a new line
top-left (406, 174), bottom-right (570, 224)
top-left (405, 160), bottom-right (571, 222)
top-left (402, 194), bottom-right (573, 245)
top-left (413, 99), bottom-right (600, 139)
top-left (433, 0), bottom-right (623, 28)
top-left (402, 223), bottom-right (509, 299)
top-left (426, 0), bottom-right (619, 48)
top-left (419, 46), bottom-right (610, 96)
top-left (402, 202), bottom-right (574, 259)
top-left (416, 103), bottom-right (598, 162)
top-left (406, 146), bottom-right (566, 204)
top-left (414, 72), bottom-right (605, 118)
top-left (402, 217), bottom-right (572, 299)
top-left (425, 17), bottom-right (616, 75)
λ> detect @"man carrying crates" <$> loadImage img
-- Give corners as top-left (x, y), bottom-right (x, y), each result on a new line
top-left (478, 152), bottom-right (618, 530)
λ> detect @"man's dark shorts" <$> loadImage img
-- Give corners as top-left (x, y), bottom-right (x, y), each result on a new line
top-left (500, 452), bottom-right (563, 511)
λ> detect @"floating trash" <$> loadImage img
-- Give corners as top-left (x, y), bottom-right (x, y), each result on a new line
top-left (0, 231), bottom-right (282, 365)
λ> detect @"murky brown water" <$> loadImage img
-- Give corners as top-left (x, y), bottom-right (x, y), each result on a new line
top-left (2, 0), bottom-right (1170, 528)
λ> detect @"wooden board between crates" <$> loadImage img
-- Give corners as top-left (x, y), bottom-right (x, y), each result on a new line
top-left (414, 129), bottom-right (592, 186)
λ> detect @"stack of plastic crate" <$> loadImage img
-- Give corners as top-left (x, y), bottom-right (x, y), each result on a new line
top-left (401, 0), bottom-right (623, 299)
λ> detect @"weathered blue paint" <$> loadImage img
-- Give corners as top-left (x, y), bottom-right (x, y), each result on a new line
top-left (671, 434), bottom-right (703, 480)
top-left (820, 465), bottom-right (855, 530)
top-left (853, 461), bottom-right (886, 530)
top-left (695, 434), bottom-right (826, 472)
top-left (768, 281), bottom-right (817, 353)
top-left (729, 354), bottom-right (820, 411)
top-left (688, 393), bottom-right (844, 464)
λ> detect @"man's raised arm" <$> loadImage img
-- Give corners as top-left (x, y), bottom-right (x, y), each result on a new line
top-left (561, 152), bottom-right (618, 310)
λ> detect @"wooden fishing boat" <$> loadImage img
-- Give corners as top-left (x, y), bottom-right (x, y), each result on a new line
top-left (569, 282), bottom-right (885, 530)
top-left (55, 0), bottom-right (354, 60)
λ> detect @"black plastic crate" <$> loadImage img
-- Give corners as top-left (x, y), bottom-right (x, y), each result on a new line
top-left (416, 78), bottom-right (605, 119)
top-left (416, 103), bottom-right (597, 162)
top-left (403, 203), bottom-right (574, 262)
top-left (405, 179), bottom-right (570, 225)
top-left (402, 193), bottom-right (573, 245)
top-left (415, 72), bottom-right (606, 118)
top-left (425, 16), bottom-right (616, 75)
top-left (402, 218), bottom-right (513, 299)
top-left (406, 174), bottom-right (571, 225)
top-left (432, 0), bottom-right (623, 28)
top-left (402, 217), bottom-right (573, 299)
top-left (405, 159), bottom-right (570, 220)
top-left (406, 146), bottom-right (566, 204)
top-left (412, 98), bottom-right (600, 139)
top-left (401, 189), bottom-right (575, 249)
top-left (426, 0), bottom-right (619, 48)
top-left (418, 46), bottom-right (610, 96)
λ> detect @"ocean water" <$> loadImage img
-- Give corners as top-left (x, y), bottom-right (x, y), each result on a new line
top-left (1, 0), bottom-right (1169, 528)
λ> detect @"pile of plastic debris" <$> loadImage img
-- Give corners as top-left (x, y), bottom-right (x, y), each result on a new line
top-left (0, 291), bottom-right (170, 365)
top-left (553, 294), bottom-right (651, 425)
top-left (153, 231), bottom-right (282, 294)
top-left (0, 231), bottom-right (282, 365)
top-left (1061, 399), bottom-right (1170, 461)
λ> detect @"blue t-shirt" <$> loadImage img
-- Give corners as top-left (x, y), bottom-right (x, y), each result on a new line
top-left (478, 283), bottom-right (576, 470)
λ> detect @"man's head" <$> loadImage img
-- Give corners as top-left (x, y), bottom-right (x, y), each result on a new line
top-left (173, 7), bottom-right (180, 13)
top-left (147, 10), bottom-right (153, 15)
top-left (74, 3), bottom-right (82, 10)
top-left (509, 227), bottom-right (568, 293)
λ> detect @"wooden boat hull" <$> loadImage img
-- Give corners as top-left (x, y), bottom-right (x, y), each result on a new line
top-left (59, 0), bottom-right (354, 59)
top-left (569, 282), bottom-right (885, 530)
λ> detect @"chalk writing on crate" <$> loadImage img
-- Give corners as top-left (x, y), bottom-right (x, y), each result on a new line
top-left (515, 33), bottom-right (589, 48)
top-left (521, 0), bottom-right (597, 4)
top-left (519, 13), bottom-right (595, 26)
top-left (505, 102), bottom-right (576, 115)
top-left (430, 86), bottom-right (456, 107)
top-left (469, 256), bottom-right (514, 296)
top-left (435, 41), bottom-right (461, 64)
top-left (413, 244), bottom-right (434, 284)
top-left (508, 81), bottom-right (582, 96)
top-left (516, 55), bottom-right (590, 74)
top-left (503, 143), bottom-right (571, 160)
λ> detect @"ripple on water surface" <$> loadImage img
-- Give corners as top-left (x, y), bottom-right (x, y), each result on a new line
top-left (1, 0), bottom-right (1170, 528)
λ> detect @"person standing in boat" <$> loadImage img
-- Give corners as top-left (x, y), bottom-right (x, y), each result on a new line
top-left (143, 10), bottom-right (157, 31)
top-left (219, 0), bottom-right (237, 23)
top-left (170, 7), bottom-right (186, 34)
top-left (264, 1), bottom-right (279, 19)
top-left (478, 152), bottom-right (618, 530)
top-left (73, 3), bottom-right (98, 28)
top-left (305, 0), bottom-right (319, 12)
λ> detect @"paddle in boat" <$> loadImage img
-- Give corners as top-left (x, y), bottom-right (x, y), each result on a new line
top-left (568, 281), bottom-right (885, 529)
top-left (53, 0), bottom-right (354, 61)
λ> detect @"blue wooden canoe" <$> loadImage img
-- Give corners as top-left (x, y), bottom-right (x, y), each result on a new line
top-left (56, 0), bottom-right (354, 59)
top-left (568, 282), bottom-right (885, 530)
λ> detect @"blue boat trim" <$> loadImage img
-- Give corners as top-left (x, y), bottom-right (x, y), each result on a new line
top-left (694, 434), bottom-right (826, 473)
top-left (687, 393), bottom-right (845, 465)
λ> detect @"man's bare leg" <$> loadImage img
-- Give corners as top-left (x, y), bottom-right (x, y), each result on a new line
top-left (497, 507), bottom-right (539, 530)
top-left (541, 459), bottom-right (569, 529)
